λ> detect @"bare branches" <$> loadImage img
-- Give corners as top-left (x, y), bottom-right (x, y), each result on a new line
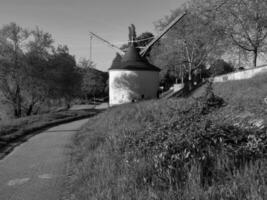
top-left (230, 34), bottom-right (254, 52)
top-left (215, 0), bottom-right (267, 66)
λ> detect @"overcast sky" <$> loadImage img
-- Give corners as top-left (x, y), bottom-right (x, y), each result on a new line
top-left (0, 0), bottom-right (187, 71)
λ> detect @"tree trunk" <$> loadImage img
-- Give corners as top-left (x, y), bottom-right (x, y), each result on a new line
top-left (26, 103), bottom-right (34, 116)
top-left (253, 48), bottom-right (258, 67)
top-left (15, 85), bottom-right (22, 118)
top-left (65, 97), bottom-right (71, 110)
top-left (188, 63), bottom-right (193, 91)
top-left (14, 106), bottom-right (18, 118)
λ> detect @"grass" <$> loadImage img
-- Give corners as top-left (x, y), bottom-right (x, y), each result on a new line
top-left (190, 73), bottom-right (267, 129)
top-left (66, 73), bottom-right (267, 200)
top-left (0, 109), bottom-right (101, 158)
top-left (214, 72), bottom-right (267, 112)
top-left (211, 73), bottom-right (267, 130)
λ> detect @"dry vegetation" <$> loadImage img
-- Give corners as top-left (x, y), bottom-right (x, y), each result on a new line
top-left (67, 73), bottom-right (267, 200)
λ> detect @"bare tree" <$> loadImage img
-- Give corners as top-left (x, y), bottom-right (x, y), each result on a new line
top-left (152, 8), bottom-right (225, 88)
top-left (217, 0), bottom-right (267, 67)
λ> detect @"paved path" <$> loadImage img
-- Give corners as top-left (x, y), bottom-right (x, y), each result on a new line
top-left (0, 118), bottom-right (90, 200)
top-left (70, 103), bottom-right (109, 111)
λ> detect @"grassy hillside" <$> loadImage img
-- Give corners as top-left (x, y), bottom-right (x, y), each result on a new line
top-left (66, 73), bottom-right (267, 200)
top-left (212, 73), bottom-right (267, 128)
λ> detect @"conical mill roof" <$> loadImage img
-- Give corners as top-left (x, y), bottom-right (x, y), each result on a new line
top-left (109, 45), bottom-right (160, 72)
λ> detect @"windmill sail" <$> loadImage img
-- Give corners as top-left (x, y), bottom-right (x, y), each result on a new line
top-left (140, 12), bottom-right (187, 57)
top-left (89, 32), bottom-right (125, 56)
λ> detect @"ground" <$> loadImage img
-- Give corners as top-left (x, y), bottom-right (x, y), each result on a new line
top-left (0, 118), bottom-right (89, 200)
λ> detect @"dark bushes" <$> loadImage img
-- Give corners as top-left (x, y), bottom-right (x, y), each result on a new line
top-left (209, 59), bottom-right (235, 76)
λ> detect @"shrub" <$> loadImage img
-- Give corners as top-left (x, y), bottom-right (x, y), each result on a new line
top-left (209, 59), bottom-right (235, 76)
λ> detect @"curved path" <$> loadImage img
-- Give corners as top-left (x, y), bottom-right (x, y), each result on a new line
top-left (0, 118), bottom-right (90, 200)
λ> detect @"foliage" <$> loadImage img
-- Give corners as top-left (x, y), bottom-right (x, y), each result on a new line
top-left (151, 5), bottom-right (226, 86)
top-left (0, 23), bottom-right (30, 117)
top-left (178, 0), bottom-right (267, 67)
top-left (0, 23), bottom-right (82, 118)
top-left (47, 45), bottom-right (81, 102)
top-left (209, 59), bottom-right (235, 76)
top-left (136, 32), bottom-right (154, 48)
top-left (27, 26), bottom-right (54, 59)
top-left (150, 0), bottom-right (267, 87)
top-left (22, 27), bottom-right (54, 115)
top-left (77, 58), bottom-right (95, 69)
top-left (78, 65), bottom-right (108, 100)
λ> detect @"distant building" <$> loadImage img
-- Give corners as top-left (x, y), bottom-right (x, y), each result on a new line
top-left (109, 45), bottom-right (160, 106)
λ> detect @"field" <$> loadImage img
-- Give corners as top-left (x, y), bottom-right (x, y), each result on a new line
top-left (66, 73), bottom-right (267, 200)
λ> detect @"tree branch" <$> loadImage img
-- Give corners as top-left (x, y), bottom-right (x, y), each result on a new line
top-left (230, 34), bottom-right (254, 51)
top-left (230, 10), bottom-right (255, 48)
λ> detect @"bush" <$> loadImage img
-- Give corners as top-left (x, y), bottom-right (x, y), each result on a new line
top-left (209, 59), bottom-right (235, 76)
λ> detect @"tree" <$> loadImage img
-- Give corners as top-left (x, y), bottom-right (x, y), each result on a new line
top-left (202, 0), bottom-right (267, 67)
top-left (0, 22), bottom-right (29, 117)
top-left (136, 32), bottom-right (154, 49)
top-left (77, 58), bottom-right (108, 101)
top-left (78, 58), bottom-right (95, 69)
top-left (23, 54), bottom-right (49, 115)
top-left (151, 7), bottom-right (225, 89)
top-left (27, 26), bottom-right (54, 59)
top-left (0, 23), bottom-right (85, 117)
top-left (78, 60), bottom-right (108, 101)
top-left (47, 45), bottom-right (81, 107)
top-left (81, 68), bottom-right (106, 100)
top-left (150, 40), bottom-right (183, 87)
top-left (22, 27), bottom-right (54, 115)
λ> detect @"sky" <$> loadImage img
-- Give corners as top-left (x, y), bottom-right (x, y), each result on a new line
top-left (0, 0), bottom-right (187, 71)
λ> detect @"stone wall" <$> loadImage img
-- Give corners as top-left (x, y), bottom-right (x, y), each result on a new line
top-left (213, 64), bottom-right (267, 82)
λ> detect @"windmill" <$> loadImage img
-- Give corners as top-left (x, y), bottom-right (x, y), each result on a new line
top-left (89, 13), bottom-right (186, 106)
top-left (89, 13), bottom-right (186, 59)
